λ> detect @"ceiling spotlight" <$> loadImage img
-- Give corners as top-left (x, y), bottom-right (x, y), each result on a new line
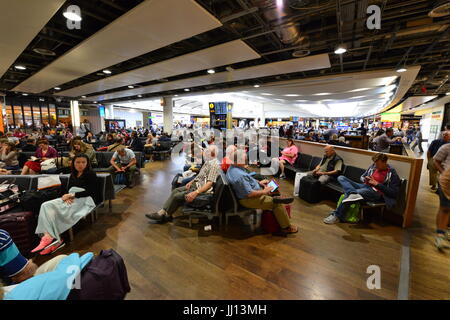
top-left (94, 101), bottom-right (98, 103)
top-left (103, 70), bottom-right (112, 74)
top-left (254, 84), bottom-right (260, 88)
top-left (207, 69), bottom-right (215, 74)
top-left (314, 92), bottom-right (332, 96)
top-left (396, 67), bottom-right (407, 73)
top-left (39, 98), bottom-right (45, 102)
top-left (14, 65), bottom-right (26, 70)
top-left (446, 92), bottom-right (450, 95)
top-left (63, 10), bottom-right (82, 22)
top-left (184, 88), bottom-right (190, 92)
top-left (334, 44), bottom-right (347, 55)
top-left (22, 93), bottom-right (28, 96)
top-left (128, 85), bottom-right (134, 89)
top-left (81, 96), bottom-right (86, 98)
top-left (138, 95), bottom-right (142, 98)
top-left (54, 87), bottom-right (61, 90)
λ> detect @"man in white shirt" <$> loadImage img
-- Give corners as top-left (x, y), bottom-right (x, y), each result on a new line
top-left (108, 146), bottom-right (137, 188)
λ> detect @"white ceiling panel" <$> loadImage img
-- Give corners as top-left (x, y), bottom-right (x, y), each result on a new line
top-left (13, 0), bottom-right (222, 93)
top-left (57, 40), bottom-right (260, 97)
top-left (0, 0), bottom-right (65, 78)
top-left (88, 53), bottom-right (331, 101)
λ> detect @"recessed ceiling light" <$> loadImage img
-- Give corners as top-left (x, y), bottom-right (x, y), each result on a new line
top-left (22, 93), bottom-right (28, 96)
top-left (33, 48), bottom-right (56, 56)
top-left (54, 87), bottom-right (61, 90)
top-left (351, 96), bottom-right (367, 99)
top-left (207, 69), bottom-right (215, 74)
top-left (261, 93), bottom-right (273, 96)
top-left (284, 94), bottom-right (300, 97)
top-left (396, 68), bottom-right (407, 73)
top-left (81, 96), bottom-right (86, 98)
top-left (128, 85), bottom-right (134, 89)
top-left (253, 84), bottom-right (260, 88)
top-left (446, 92), bottom-right (450, 95)
top-left (138, 95), bottom-right (142, 98)
top-left (334, 44), bottom-right (347, 55)
top-left (14, 65), bottom-right (26, 70)
top-left (103, 70), bottom-right (112, 74)
top-left (174, 95), bottom-right (179, 97)
top-left (184, 88), bottom-right (190, 92)
top-left (63, 10), bottom-right (82, 22)
top-left (94, 101), bottom-right (98, 103)
top-left (314, 92), bottom-right (332, 96)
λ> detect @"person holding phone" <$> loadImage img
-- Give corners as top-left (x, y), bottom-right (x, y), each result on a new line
top-left (324, 153), bottom-right (400, 224)
top-left (226, 150), bottom-right (298, 234)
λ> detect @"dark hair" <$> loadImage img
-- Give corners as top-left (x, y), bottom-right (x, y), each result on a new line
top-left (446, 123), bottom-right (450, 131)
top-left (71, 154), bottom-right (92, 176)
top-left (287, 138), bottom-right (295, 145)
top-left (26, 138), bottom-right (35, 144)
top-left (385, 128), bottom-right (394, 134)
top-left (37, 139), bottom-right (49, 146)
top-left (372, 153), bottom-right (388, 162)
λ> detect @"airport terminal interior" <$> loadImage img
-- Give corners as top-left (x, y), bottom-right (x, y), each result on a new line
top-left (0, 0), bottom-right (449, 300)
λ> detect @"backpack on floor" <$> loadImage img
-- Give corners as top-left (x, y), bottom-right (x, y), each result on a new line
top-left (67, 249), bottom-right (131, 300)
top-left (337, 194), bottom-right (360, 223)
top-left (261, 205), bottom-right (292, 234)
top-left (299, 175), bottom-right (322, 203)
top-left (114, 172), bottom-right (128, 185)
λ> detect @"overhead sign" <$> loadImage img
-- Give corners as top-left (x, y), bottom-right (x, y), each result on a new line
top-left (381, 112), bottom-right (400, 122)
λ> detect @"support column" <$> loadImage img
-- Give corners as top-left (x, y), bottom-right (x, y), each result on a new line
top-left (163, 96), bottom-right (173, 135)
top-left (70, 100), bottom-right (80, 135)
top-left (105, 104), bottom-right (114, 119)
top-left (259, 103), bottom-right (265, 128)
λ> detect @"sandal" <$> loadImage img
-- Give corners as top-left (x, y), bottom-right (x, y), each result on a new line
top-left (282, 225), bottom-right (299, 234)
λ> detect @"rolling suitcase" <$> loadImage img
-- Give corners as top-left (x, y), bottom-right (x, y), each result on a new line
top-left (299, 175), bottom-right (322, 203)
top-left (0, 211), bottom-right (38, 257)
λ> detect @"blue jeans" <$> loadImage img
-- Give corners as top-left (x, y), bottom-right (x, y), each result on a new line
top-left (333, 176), bottom-right (383, 220)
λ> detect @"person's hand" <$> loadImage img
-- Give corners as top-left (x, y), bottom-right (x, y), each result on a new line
top-left (259, 179), bottom-right (270, 186)
top-left (316, 171), bottom-right (324, 176)
top-left (367, 176), bottom-right (378, 187)
top-left (185, 181), bottom-right (193, 190)
top-left (62, 193), bottom-right (74, 204)
top-left (263, 186), bottom-right (274, 194)
top-left (185, 191), bottom-right (198, 203)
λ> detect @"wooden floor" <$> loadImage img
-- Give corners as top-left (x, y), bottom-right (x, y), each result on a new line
top-left (34, 153), bottom-right (449, 300)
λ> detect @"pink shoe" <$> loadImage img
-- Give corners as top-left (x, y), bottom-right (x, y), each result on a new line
top-left (39, 241), bottom-right (65, 255)
top-left (31, 235), bottom-right (54, 253)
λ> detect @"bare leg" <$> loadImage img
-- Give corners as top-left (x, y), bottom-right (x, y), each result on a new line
top-left (437, 207), bottom-right (450, 231)
top-left (21, 165), bottom-right (29, 175)
top-left (279, 159), bottom-right (285, 175)
top-left (29, 169), bottom-right (37, 175)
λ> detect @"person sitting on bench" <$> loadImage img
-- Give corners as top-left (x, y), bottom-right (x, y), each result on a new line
top-left (308, 145), bottom-right (343, 184)
top-left (108, 146), bottom-right (137, 187)
top-left (274, 138), bottom-right (298, 179)
top-left (145, 145), bottom-right (220, 224)
top-left (226, 150), bottom-right (298, 234)
top-left (323, 153), bottom-right (400, 224)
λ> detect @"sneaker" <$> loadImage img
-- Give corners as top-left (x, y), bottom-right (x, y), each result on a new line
top-left (272, 196), bottom-right (294, 204)
top-left (430, 186), bottom-right (437, 192)
top-left (342, 193), bottom-right (364, 203)
top-left (40, 241), bottom-right (65, 255)
top-left (435, 234), bottom-right (449, 250)
top-left (31, 235), bottom-right (54, 253)
top-left (145, 212), bottom-right (171, 223)
top-left (279, 173), bottom-right (286, 179)
top-left (323, 214), bottom-right (339, 224)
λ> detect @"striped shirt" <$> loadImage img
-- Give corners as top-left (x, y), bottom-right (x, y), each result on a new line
top-left (192, 159), bottom-right (220, 193)
top-left (0, 229), bottom-right (28, 280)
top-left (434, 144), bottom-right (450, 171)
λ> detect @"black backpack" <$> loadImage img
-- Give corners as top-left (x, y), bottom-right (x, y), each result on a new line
top-left (67, 249), bottom-right (131, 300)
top-left (299, 175), bottom-right (322, 204)
top-left (19, 187), bottom-right (60, 216)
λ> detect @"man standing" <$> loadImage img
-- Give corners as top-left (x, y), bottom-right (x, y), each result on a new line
top-left (433, 142), bottom-right (450, 249)
top-left (427, 131), bottom-right (450, 191)
top-left (226, 150), bottom-right (298, 234)
top-left (373, 128), bottom-right (401, 153)
top-left (324, 153), bottom-right (400, 224)
top-left (145, 146), bottom-right (220, 224)
top-left (410, 126), bottom-right (424, 153)
top-left (308, 145), bottom-right (343, 185)
top-left (108, 146), bottom-right (137, 188)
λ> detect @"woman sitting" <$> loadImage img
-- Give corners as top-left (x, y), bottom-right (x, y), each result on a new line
top-left (275, 138), bottom-right (298, 179)
top-left (69, 140), bottom-right (98, 168)
top-left (31, 154), bottom-right (97, 255)
top-left (21, 139), bottom-right (57, 175)
top-left (0, 142), bottom-right (19, 170)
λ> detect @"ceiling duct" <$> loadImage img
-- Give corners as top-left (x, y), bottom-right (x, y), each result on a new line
top-left (429, 0), bottom-right (450, 17)
top-left (251, 0), bottom-right (304, 46)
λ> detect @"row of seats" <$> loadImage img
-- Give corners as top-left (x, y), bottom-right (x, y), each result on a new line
top-left (19, 151), bottom-right (145, 171)
top-left (283, 151), bottom-right (408, 218)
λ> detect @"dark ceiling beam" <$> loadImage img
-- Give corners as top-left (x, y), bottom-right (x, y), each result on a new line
top-left (98, 0), bottom-right (126, 12)
top-left (413, 27), bottom-right (450, 65)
